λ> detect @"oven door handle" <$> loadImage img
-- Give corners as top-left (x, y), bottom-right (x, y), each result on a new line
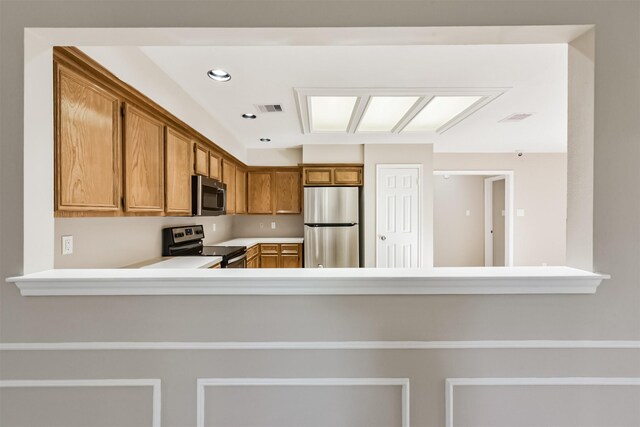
top-left (227, 253), bottom-right (247, 264)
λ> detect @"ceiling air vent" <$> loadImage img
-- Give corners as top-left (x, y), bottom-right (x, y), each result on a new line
top-left (499, 113), bottom-right (533, 122)
top-left (255, 104), bottom-right (284, 113)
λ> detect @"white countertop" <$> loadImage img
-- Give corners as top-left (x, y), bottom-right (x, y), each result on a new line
top-left (140, 256), bottom-right (222, 269)
top-left (213, 237), bottom-right (303, 247)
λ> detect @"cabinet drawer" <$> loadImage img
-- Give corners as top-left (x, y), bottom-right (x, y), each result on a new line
top-left (280, 244), bottom-right (299, 254)
top-left (260, 244), bottom-right (279, 254)
top-left (247, 244), bottom-right (259, 260)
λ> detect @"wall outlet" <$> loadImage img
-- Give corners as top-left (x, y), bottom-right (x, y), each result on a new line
top-left (259, 223), bottom-right (264, 229)
top-left (517, 209), bottom-right (526, 217)
top-left (62, 235), bottom-right (73, 255)
top-left (271, 222), bottom-right (276, 229)
top-left (465, 210), bottom-right (471, 217)
top-left (212, 223), bottom-right (216, 232)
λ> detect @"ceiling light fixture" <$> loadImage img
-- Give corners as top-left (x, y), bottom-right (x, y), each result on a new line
top-left (357, 96), bottom-right (420, 132)
top-left (260, 138), bottom-right (271, 142)
top-left (207, 69), bottom-right (231, 82)
top-left (242, 113), bottom-right (257, 119)
top-left (403, 96), bottom-right (482, 132)
top-left (309, 96), bottom-right (357, 132)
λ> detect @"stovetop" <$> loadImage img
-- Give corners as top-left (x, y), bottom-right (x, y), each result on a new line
top-left (201, 245), bottom-right (246, 258)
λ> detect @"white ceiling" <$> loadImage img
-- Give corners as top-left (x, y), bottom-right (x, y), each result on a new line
top-left (140, 43), bottom-right (567, 153)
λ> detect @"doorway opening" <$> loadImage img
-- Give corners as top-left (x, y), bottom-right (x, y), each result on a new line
top-left (433, 170), bottom-right (514, 267)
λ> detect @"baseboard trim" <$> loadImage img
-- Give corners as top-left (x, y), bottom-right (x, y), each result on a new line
top-left (1, 340), bottom-right (639, 351)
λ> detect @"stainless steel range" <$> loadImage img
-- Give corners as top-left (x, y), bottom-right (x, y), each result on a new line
top-left (162, 225), bottom-right (246, 268)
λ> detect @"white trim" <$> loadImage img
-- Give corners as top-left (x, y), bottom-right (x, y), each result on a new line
top-left (7, 266), bottom-right (609, 296)
top-left (445, 377), bottom-right (640, 427)
top-left (435, 170), bottom-right (514, 266)
top-left (484, 175), bottom-right (508, 267)
top-left (0, 379), bottom-right (161, 427)
top-left (1, 340), bottom-right (638, 351)
top-left (376, 164), bottom-right (424, 268)
top-left (197, 377), bottom-right (409, 427)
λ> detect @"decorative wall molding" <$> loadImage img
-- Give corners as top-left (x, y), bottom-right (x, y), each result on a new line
top-left (445, 377), bottom-right (640, 427)
top-left (197, 377), bottom-right (409, 427)
top-left (0, 379), bottom-right (161, 427)
top-left (1, 340), bottom-right (639, 351)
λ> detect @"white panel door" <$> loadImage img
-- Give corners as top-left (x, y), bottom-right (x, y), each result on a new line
top-left (376, 166), bottom-right (420, 268)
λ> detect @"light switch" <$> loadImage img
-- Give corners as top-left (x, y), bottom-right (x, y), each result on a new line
top-left (517, 209), bottom-right (525, 217)
top-left (62, 235), bottom-right (73, 255)
top-left (501, 210), bottom-right (505, 216)
top-left (212, 223), bottom-right (216, 232)
top-left (271, 222), bottom-right (276, 229)
top-left (465, 210), bottom-right (471, 216)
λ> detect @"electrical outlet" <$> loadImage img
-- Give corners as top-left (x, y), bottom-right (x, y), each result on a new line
top-left (212, 223), bottom-right (216, 232)
top-left (517, 209), bottom-right (525, 217)
top-left (465, 210), bottom-right (471, 216)
top-left (259, 223), bottom-right (264, 229)
top-left (62, 235), bottom-right (73, 255)
top-left (271, 222), bottom-right (276, 229)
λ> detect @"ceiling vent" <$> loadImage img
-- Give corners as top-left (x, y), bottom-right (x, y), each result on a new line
top-left (500, 113), bottom-right (533, 122)
top-left (255, 104), bottom-right (284, 113)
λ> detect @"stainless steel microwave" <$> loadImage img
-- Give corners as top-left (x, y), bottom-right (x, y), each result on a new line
top-left (192, 176), bottom-right (226, 216)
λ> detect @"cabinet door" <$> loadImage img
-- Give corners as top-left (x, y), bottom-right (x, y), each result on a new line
top-left (274, 171), bottom-right (301, 214)
top-left (123, 104), bottom-right (164, 213)
top-left (209, 152), bottom-right (221, 180)
top-left (304, 168), bottom-right (333, 186)
top-left (235, 168), bottom-right (247, 214)
top-left (260, 254), bottom-right (279, 268)
top-left (246, 257), bottom-right (259, 268)
top-left (280, 244), bottom-right (301, 268)
top-left (222, 159), bottom-right (236, 214)
top-left (194, 143), bottom-right (208, 176)
top-left (165, 127), bottom-right (192, 215)
top-left (334, 167), bottom-right (363, 185)
top-left (55, 64), bottom-right (121, 212)
top-left (247, 171), bottom-right (273, 214)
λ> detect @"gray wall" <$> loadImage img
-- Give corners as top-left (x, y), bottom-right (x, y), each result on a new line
top-left (1, 2), bottom-right (639, 427)
top-left (433, 175), bottom-right (486, 267)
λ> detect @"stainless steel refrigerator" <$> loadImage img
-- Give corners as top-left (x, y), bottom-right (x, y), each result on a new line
top-left (304, 187), bottom-right (360, 268)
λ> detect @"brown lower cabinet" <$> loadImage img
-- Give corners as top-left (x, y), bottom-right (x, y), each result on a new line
top-left (247, 243), bottom-right (303, 268)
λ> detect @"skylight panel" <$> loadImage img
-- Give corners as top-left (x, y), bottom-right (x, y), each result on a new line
top-left (309, 96), bottom-right (357, 132)
top-left (403, 96), bottom-right (483, 132)
top-left (357, 96), bottom-right (419, 132)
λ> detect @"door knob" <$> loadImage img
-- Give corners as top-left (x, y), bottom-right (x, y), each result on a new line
top-left (380, 236), bottom-right (386, 241)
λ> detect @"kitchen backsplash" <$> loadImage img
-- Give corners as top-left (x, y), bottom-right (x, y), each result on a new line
top-left (231, 215), bottom-right (304, 238)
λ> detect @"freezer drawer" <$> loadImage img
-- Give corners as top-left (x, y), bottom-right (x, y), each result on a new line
top-left (304, 224), bottom-right (359, 268)
top-left (304, 187), bottom-right (359, 224)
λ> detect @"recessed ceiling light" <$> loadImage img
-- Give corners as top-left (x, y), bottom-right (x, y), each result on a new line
top-left (309, 96), bottom-right (357, 132)
top-left (358, 96), bottom-right (420, 132)
top-left (260, 138), bottom-right (271, 142)
top-left (403, 96), bottom-right (482, 132)
top-left (242, 113), bottom-right (257, 119)
top-left (207, 69), bottom-right (231, 82)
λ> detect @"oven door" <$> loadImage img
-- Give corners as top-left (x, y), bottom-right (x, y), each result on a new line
top-left (225, 253), bottom-right (246, 268)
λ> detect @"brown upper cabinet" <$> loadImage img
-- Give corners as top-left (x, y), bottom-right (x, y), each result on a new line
top-left (194, 143), bottom-right (209, 176)
top-left (235, 168), bottom-right (247, 214)
top-left (165, 127), bottom-right (192, 215)
top-left (274, 171), bottom-right (301, 214)
top-left (247, 169), bottom-right (301, 215)
top-left (247, 171), bottom-right (273, 214)
top-left (123, 104), bottom-right (165, 213)
top-left (222, 159), bottom-right (236, 214)
top-left (302, 165), bottom-right (363, 186)
top-left (55, 63), bottom-right (121, 214)
top-left (209, 152), bottom-right (221, 180)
